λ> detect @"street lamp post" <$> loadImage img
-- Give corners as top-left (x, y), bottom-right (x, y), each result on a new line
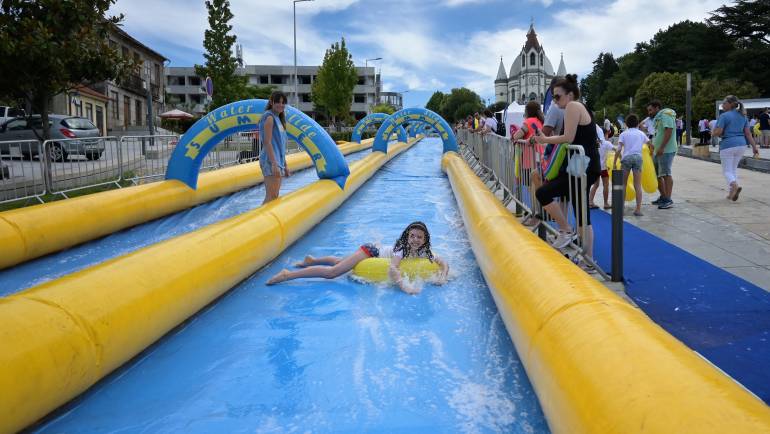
top-left (293, 0), bottom-right (313, 109)
top-left (365, 57), bottom-right (381, 111)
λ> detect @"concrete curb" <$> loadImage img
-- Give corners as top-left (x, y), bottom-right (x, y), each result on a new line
top-left (678, 146), bottom-right (770, 173)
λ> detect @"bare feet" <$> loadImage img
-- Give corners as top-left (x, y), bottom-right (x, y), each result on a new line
top-left (294, 255), bottom-right (315, 267)
top-left (266, 269), bottom-right (291, 285)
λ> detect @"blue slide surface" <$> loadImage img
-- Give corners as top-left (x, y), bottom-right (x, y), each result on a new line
top-left (32, 139), bottom-right (549, 433)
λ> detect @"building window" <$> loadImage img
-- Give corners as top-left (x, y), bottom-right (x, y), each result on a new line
top-left (188, 76), bottom-right (201, 86)
top-left (154, 64), bottom-right (161, 84)
top-left (259, 75), bottom-right (269, 84)
top-left (121, 46), bottom-right (129, 58)
top-left (135, 99), bottom-right (142, 126)
top-left (85, 102), bottom-right (93, 121)
top-left (299, 75), bottom-right (312, 84)
top-left (521, 56), bottom-right (525, 67)
top-left (353, 94), bottom-right (365, 103)
top-left (357, 76), bottom-right (365, 85)
top-left (270, 75), bottom-right (289, 84)
top-left (111, 91), bottom-right (119, 119)
top-left (540, 54), bottom-right (543, 66)
top-left (530, 52), bottom-right (536, 66)
top-left (301, 93), bottom-right (312, 103)
top-left (190, 94), bottom-right (202, 104)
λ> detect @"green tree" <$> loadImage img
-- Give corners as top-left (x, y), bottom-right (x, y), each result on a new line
top-left (194, 0), bottom-right (247, 110)
top-left (708, 0), bottom-right (770, 95)
top-left (633, 72), bottom-right (687, 115)
top-left (425, 91), bottom-right (446, 114)
top-left (441, 88), bottom-right (483, 123)
top-left (242, 84), bottom-right (276, 100)
top-left (693, 78), bottom-right (759, 121)
top-left (311, 38), bottom-right (358, 124)
top-left (0, 0), bottom-right (135, 140)
top-left (370, 103), bottom-right (396, 114)
top-left (580, 52), bottom-right (619, 111)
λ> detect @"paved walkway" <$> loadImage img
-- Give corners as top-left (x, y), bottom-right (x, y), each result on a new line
top-left (615, 154), bottom-right (770, 291)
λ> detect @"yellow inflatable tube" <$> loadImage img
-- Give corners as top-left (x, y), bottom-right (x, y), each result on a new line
top-left (0, 139), bottom-right (377, 271)
top-left (0, 140), bottom-right (415, 433)
top-left (442, 151), bottom-right (770, 433)
top-left (351, 257), bottom-right (440, 282)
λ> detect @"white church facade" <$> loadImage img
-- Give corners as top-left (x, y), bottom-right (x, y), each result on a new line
top-left (495, 23), bottom-right (566, 105)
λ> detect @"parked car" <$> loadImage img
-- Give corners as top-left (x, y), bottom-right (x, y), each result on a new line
top-left (0, 106), bottom-right (25, 124)
top-left (0, 115), bottom-right (104, 161)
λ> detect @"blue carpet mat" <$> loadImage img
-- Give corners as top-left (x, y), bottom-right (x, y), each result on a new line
top-left (591, 209), bottom-right (770, 403)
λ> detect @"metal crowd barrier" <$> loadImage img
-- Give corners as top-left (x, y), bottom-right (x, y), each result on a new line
top-left (44, 137), bottom-right (122, 197)
top-left (0, 130), bottom-right (315, 205)
top-left (0, 140), bottom-right (47, 204)
top-left (457, 128), bottom-right (608, 279)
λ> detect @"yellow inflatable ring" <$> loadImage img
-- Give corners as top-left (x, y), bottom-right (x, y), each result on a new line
top-left (351, 257), bottom-right (440, 282)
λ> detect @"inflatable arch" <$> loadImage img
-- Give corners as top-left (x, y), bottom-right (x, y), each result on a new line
top-left (351, 113), bottom-right (407, 143)
top-left (373, 108), bottom-right (457, 154)
top-left (166, 99), bottom-right (349, 189)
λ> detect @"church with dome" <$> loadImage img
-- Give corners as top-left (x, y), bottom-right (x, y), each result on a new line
top-left (494, 22), bottom-right (566, 105)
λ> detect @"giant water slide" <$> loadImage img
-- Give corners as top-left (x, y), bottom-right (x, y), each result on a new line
top-left (1, 106), bottom-right (769, 433)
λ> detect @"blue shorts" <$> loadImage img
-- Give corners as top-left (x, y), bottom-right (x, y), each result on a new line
top-left (653, 152), bottom-right (675, 178)
top-left (260, 159), bottom-right (285, 177)
top-left (621, 154), bottom-right (643, 172)
top-left (360, 243), bottom-right (380, 258)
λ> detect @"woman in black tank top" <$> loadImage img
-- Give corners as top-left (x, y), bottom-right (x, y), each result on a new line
top-left (532, 74), bottom-right (600, 270)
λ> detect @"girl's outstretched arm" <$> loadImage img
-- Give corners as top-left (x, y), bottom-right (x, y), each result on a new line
top-left (388, 256), bottom-right (419, 295)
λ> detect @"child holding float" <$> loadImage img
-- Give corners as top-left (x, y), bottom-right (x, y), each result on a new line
top-left (266, 221), bottom-right (449, 295)
top-left (613, 114), bottom-right (649, 216)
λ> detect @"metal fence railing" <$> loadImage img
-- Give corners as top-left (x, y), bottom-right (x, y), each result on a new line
top-left (0, 140), bottom-right (47, 204)
top-left (456, 128), bottom-right (608, 279)
top-left (0, 128), bottom-right (318, 205)
top-left (44, 137), bottom-right (122, 197)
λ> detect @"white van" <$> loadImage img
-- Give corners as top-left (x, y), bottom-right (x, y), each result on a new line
top-left (0, 106), bottom-right (25, 124)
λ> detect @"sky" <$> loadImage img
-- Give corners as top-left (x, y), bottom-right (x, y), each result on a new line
top-left (110, 0), bottom-right (727, 108)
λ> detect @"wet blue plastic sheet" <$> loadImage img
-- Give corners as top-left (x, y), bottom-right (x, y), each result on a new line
top-left (0, 150), bottom-right (370, 297)
top-left (34, 139), bottom-right (548, 433)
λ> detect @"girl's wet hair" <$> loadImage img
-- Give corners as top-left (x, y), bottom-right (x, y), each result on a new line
top-left (393, 221), bottom-right (434, 262)
top-left (266, 91), bottom-right (288, 126)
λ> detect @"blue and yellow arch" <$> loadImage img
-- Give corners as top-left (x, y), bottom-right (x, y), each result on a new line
top-left (165, 99), bottom-right (349, 189)
top-left (373, 108), bottom-right (457, 154)
top-left (351, 112), bottom-right (407, 144)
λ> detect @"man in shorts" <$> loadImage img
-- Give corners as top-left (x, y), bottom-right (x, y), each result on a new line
top-left (647, 100), bottom-right (677, 209)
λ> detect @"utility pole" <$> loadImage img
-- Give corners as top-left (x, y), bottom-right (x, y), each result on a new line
top-left (293, 0), bottom-right (314, 108)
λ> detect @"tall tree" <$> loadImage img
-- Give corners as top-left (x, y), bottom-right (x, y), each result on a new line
top-left (441, 88), bottom-right (483, 123)
top-left (425, 91), bottom-right (446, 114)
top-left (0, 0), bottom-right (135, 139)
top-left (311, 38), bottom-right (358, 124)
top-left (633, 72), bottom-right (687, 115)
top-left (708, 0), bottom-right (770, 96)
top-left (707, 0), bottom-right (770, 46)
top-left (693, 78), bottom-right (759, 121)
top-left (195, 0), bottom-right (246, 110)
top-left (581, 52), bottom-right (619, 111)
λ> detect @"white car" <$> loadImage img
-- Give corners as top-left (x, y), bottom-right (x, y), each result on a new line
top-left (0, 106), bottom-right (25, 125)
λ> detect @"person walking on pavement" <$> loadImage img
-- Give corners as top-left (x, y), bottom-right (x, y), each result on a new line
top-left (647, 100), bottom-right (677, 209)
top-left (711, 95), bottom-right (760, 201)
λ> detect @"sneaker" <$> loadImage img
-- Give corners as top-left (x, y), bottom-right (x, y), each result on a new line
top-left (658, 199), bottom-right (674, 209)
top-left (552, 230), bottom-right (577, 249)
top-left (651, 196), bottom-right (663, 205)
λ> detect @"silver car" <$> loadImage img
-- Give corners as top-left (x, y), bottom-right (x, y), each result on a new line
top-left (0, 115), bottom-right (104, 161)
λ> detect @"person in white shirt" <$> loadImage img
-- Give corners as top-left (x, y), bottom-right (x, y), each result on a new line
top-left (709, 119), bottom-right (718, 146)
top-left (482, 109), bottom-right (498, 135)
top-left (589, 124), bottom-right (615, 210)
top-left (613, 114), bottom-right (649, 216)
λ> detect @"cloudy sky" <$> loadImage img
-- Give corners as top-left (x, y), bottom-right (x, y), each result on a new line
top-left (110, 0), bottom-right (726, 108)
